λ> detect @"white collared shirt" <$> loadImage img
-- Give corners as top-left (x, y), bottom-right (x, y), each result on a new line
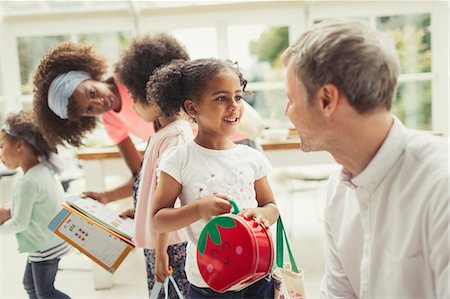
top-left (320, 117), bottom-right (449, 299)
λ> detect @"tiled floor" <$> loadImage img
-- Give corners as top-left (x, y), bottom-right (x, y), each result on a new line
top-left (0, 168), bottom-right (326, 298)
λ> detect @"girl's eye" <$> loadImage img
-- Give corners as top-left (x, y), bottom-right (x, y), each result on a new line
top-left (217, 96), bottom-right (226, 101)
top-left (89, 89), bottom-right (96, 98)
top-left (235, 95), bottom-right (243, 101)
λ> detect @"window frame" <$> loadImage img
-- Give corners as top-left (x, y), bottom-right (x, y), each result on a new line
top-left (1, 1), bottom-right (447, 136)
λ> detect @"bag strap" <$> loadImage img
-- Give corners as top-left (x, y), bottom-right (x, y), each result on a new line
top-left (276, 217), bottom-right (299, 273)
top-left (164, 276), bottom-right (184, 299)
top-left (149, 281), bottom-right (163, 299)
top-left (150, 276), bottom-right (184, 299)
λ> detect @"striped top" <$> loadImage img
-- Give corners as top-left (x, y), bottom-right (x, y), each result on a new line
top-left (28, 242), bottom-right (72, 262)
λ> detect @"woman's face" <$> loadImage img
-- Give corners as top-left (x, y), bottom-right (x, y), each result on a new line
top-left (0, 133), bottom-right (20, 170)
top-left (71, 79), bottom-right (120, 116)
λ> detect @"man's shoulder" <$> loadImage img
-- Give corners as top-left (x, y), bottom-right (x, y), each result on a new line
top-left (405, 133), bottom-right (447, 169)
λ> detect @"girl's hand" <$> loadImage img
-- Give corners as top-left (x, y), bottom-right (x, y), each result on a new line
top-left (197, 194), bottom-right (232, 221)
top-left (119, 208), bottom-right (135, 219)
top-left (239, 206), bottom-right (276, 229)
top-left (81, 191), bottom-right (109, 204)
top-left (0, 207), bottom-right (11, 225)
top-left (155, 252), bottom-right (173, 283)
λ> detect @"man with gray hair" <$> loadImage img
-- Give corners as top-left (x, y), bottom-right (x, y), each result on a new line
top-left (283, 19), bottom-right (448, 298)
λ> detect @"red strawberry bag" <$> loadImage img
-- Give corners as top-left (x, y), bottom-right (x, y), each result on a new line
top-left (197, 200), bottom-right (274, 293)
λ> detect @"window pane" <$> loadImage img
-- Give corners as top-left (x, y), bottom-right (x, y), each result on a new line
top-left (393, 80), bottom-right (431, 130)
top-left (78, 32), bottom-right (131, 76)
top-left (171, 28), bottom-right (217, 59)
top-left (18, 35), bottom-right (69, 95)
top-left (377, 14), bottom-right (431, 73)
top-left (228, 25), bottom-right (289, 128)
top-left (249, 89), bottom-right (291, 128)
top-left (228, 25), bottom-right (288, 83)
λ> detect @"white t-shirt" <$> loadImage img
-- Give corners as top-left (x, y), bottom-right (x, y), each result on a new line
top-left (159, 140), bottom-right (271, 289)
top-left (321, 117), bottom-right (449, 298)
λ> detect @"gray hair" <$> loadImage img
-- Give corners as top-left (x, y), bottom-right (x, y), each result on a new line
top-left (283, 19), bottom-right (400, 113)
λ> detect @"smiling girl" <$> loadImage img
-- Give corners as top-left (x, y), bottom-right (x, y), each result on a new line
top-left (148, 58), bottom-right (279, 298)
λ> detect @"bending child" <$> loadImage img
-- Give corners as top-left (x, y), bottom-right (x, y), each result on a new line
top-left (115, 36), bottom-right (193, 298)
top-left (33, 35), bottom-right (189, 203)
top-left (0, 111), bottom-right (71, 299)
top-left (149, 58), bottom-right (280, 298)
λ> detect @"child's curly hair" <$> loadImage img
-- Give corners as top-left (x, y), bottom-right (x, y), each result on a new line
top-left (33, 41), bottom-right (107, 147)
top-left (1, 111), bottom-right (56, 159)
top-left (115, 32), bottom-right (190, 103)
top-left (146, 58), bottom-right (247, 117)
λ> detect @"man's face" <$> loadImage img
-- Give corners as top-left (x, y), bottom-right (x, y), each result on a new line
top-left (285, 60), bottom-right (323, 152)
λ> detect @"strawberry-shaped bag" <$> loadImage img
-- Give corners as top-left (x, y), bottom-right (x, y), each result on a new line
top-left (197, 200), bottom-right (274, 293)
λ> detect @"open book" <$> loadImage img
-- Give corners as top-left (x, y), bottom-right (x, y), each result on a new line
top-left (49, 195), bottom-right (135, 273)
top-left (64, 195), bottom-right (135, 241)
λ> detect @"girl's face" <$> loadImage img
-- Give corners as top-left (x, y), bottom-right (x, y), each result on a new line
top-left (133, 101), bottom-right (161, 123)
top-left (71, 79), bottom-right (120, 116)
top-left (187, 70), bottom-right (245, 137)
top-left (0, 132), bottom-right (20, 170)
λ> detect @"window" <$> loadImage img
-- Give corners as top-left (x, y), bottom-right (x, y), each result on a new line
top-left (78, 32), bottom-right (131, 76)
top-left (376, 13), bottom-right (432, 130)
top-left (17, 32), bottom-right (130, 96)
top-left (18, 35), bottom-right (69, 95)
top-left (228, 25), bottom-right (290, 128)
top-left (171, 28), bottom-right (218, 59)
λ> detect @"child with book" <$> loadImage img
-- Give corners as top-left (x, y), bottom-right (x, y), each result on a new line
top-left (149, 58), bottom-right (280, 298)
top-left (115, 36), bottom-right (193, 298)
top-left (0, 111), bottom-right (71, 299)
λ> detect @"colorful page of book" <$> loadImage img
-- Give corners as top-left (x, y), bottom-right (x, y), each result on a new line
top-left (65, 195), bottom-right (135, 240)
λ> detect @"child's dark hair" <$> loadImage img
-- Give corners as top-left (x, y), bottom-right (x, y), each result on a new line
top-left (146, 58), bottom-right (247, 117)
top-left (2, 111), bottom-right (56, 159)
top-left (115, 32), bottom-right (190, 103)
top-left (33, 41), bottom-right (107, 147)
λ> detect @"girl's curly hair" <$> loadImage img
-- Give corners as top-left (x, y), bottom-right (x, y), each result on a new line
top-left (115, 32), bottom-right (190, 103)
top-left (33, 41), bottom-right (107, 147)
top-left (146, 58), bottom-right (247, 117)
top-left (2, 111), bottom-right (56, 159)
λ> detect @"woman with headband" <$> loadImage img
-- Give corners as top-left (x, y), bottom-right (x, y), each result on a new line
top-left (33, 36), bottom-right (190, 203)
top-left (0, 111), bottom-right (71, 298)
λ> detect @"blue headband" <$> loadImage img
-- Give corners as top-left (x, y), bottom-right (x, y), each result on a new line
top-left (48, 71), bottom-right (91, 119)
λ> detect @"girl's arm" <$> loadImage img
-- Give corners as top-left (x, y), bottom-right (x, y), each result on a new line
top-left (0, 181), bottom-right (34, 234)
top-left (0, 207), bottom-right (11, 225)
top-left (83, 137), bottom-right (139, 203)
top-left (151, 171), bottom-right (232, 233)
top-left (239, 176), bottom-right (279, 228)
top-left (154, 232), bottom-right (172, 283)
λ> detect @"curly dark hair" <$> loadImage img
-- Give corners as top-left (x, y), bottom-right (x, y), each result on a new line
top-left (33, 41), bottom-right (107, 147)
top-left (146, 58), bottom-right (247, 117)
top-left (1, 111), bottom-right (56, 159)
top-left (115, 32), bottom-right (190, 104)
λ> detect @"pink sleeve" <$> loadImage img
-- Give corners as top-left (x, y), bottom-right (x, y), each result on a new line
top-left (101, 113), bottom-right (129, 144)
top-left (158, 134), bottom-right (190, 161)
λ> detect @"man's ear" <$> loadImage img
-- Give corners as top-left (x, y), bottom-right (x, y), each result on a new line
top-left (317, 84), bottom-right (339, 117)
top-left (184, 99), bottom-right (197, 118)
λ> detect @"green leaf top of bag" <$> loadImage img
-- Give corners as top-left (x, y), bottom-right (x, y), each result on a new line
top-left (198, 217), bottom-right (237, 255)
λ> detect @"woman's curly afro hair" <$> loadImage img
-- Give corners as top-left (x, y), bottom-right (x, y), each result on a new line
top-left (2, 111), bottom-right (56, 159)
top-left (33, 41), bottom-right (107, 147)
top-left (115, 32), bottom-right (190, 104)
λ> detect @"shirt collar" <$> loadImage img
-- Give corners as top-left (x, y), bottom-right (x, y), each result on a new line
top-left (340, 116), bottom-right (411, 192)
